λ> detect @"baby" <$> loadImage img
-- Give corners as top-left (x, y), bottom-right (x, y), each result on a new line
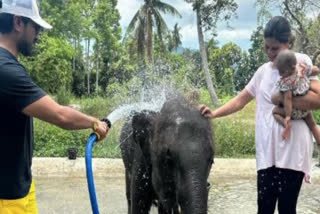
top-left (273, 49), bottom-right (320, 147)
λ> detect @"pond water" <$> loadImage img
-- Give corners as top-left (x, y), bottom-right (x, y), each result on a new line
top-left (35, 173), bottom-right (320, 214)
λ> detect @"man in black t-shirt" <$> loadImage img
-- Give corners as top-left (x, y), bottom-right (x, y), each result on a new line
top-left (0, 1), bottom-right (109, 213)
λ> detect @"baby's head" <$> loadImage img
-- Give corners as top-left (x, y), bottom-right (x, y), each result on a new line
top-left (275, 49), bottom-right (297, 77)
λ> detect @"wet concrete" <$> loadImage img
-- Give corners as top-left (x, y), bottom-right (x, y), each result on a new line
top-left (35, 159), bottom-right (320, 214)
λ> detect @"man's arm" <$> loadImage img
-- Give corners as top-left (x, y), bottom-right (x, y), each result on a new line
top-left (272, 80), bottom-right (320, 110)
top-left (23, 95), bottom-right (108, 139)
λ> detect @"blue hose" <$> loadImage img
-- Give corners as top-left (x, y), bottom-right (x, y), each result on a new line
top-left (85, 118), bottom-right (111, 214)
top-left (85, 134), bottom-right (100, 214)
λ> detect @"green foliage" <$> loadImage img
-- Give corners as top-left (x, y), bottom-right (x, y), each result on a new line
top-left (40, 0), bottom-right (85, 39)
top-left (33, 92), bottom-right (256, 158)
top-left (185, 0), bottom-right (238, 34)
top-left (56, 87), bottom-right (73, 106)
top-left (33, 118), bottom-right (123, 158)
top-left (200, 92), bottom-right (255, 157)
top-left (34, 93), bottom-right (124, 158)
top-left (213, 102), bottom-right (256, 157)
top-left (255, 0), bottom-right (320, 61)
top-left (208, 42), bottom-right (244, 95)
top-left (78, 97), bottom-right (114, 119)
top-left (234, 26), bottom-right (268, 91)
top-left (33, 119), bottom-right (89, 157)
top-left (21, 34), bottom-right (74, 94)
top-left (71, 57), bottom-right (87, 97)
top-left (22, 0), bottom-right (320, 159)
top-left (312, 110), bottom-right (320, 125)
top-left (124, 0), bottom-right (181, 63)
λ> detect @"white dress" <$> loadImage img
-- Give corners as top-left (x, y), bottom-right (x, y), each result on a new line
top-left (245, 53), bottom-right (317, 181)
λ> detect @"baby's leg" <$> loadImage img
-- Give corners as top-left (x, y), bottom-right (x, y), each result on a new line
top-left (273, 106), bottom-right (292, 140)
top-left (273, 106), bottom-right (286, 127)
top-left (304, 113), bottom-right (320, 149)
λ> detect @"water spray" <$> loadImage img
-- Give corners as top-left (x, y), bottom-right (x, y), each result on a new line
top-left (85, 86), bottom-right (168, 214)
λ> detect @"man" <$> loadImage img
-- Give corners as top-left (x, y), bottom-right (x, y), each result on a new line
top-left (0, 0), bottom-right (109, 213)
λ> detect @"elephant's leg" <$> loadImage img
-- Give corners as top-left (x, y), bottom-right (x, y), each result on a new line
top-left (158, 203), bottom-right (171, 214)
top-left (125, 171), bottom-right (132, 214)
top-left (158, 203), bottom-right (180, 214)
top-left (130, 163), bottom-right (153, 214)
top-left (173, 204), bottom-right (180, 214)
top-left (158, 204), bottom-right (180, 214)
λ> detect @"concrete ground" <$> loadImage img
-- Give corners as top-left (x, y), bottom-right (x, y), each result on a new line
top-left (32, 158), bottom-right (320, 214)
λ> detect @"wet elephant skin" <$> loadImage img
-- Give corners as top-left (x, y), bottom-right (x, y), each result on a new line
top-left (120, 95), bottom-right (214, 214)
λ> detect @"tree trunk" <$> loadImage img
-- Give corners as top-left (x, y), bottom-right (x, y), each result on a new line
top-left (147, 11), bottom-right (154, 66)
top-left (313, 49), bottom-right (320, 65)
top-left (87, 39), bottom-right (91, 94)
top-left (96, 45), bottom-right (99, 93)
top-left (73, 39), bottom-right (76, 73)
top-left (196, 8), bottom-right (219, 106)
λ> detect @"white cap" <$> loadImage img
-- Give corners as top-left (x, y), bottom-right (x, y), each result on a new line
top-left (0, 0), bottom-right (52, 29)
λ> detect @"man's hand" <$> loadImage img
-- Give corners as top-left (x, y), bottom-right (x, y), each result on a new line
top-left (93, 119), bottom-right (109, 141)
top-left (199, 104), bottom-right (215, 119)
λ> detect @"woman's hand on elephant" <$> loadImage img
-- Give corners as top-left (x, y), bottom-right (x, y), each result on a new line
top-left (199, 104), bottom-right (215, 119)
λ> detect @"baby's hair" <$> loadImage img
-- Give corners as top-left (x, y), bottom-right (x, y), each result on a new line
top-left (275, 49), bottom-right (297, 76)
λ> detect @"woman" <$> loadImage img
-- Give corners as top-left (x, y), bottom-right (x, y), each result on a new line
top-left (200, 16), bottom-right (320, 214)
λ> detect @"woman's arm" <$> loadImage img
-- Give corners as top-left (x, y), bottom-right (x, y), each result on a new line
top-left (310, 66), bottom-right (320, 76)
top-left (200, 89), bottom-right (254, 119)
top-left (272, 80), bottom-right (320, 110)
top-left (293, 80), bottom-right (320, 110)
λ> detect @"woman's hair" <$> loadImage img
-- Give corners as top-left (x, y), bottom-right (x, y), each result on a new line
top-left (0, 13), bottom-right (30, 34)
top-left (264, 16), bottom-right (292, 44)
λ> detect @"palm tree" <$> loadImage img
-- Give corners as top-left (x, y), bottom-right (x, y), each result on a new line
top-left (125, 0), bottom-right (181, 65)
top-left (184, 0), bottom-right (237, 106)
top-left (172, 23), bottom-right (182, 51)
top-left (184, 0), bottom-right (219, 106)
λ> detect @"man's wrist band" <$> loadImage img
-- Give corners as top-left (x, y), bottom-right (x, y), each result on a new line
top-left (92, 119), bottom-right (99, 131)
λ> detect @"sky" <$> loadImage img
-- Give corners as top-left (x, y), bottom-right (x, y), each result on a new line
top-left (116, 0), bottom-right (259, 51)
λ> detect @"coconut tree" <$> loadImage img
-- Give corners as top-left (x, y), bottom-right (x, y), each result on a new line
top-left (184, 0), bottom-right (237, 106)
top-left (125, 0), bottom-right (181, 65)
top-left (172, 23), bottom-right (182, 51)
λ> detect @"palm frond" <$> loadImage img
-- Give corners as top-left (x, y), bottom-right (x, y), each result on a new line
top-left (153, 9), bottom-right (169, 40)
top-left (154, 1), bottom-right (182, 18)
top-left (136, 17), bottom-right (146, 59)
top-left (124, 10), bottom-right (142, 38)
top-left (125, 4), bottom-right (148, 38)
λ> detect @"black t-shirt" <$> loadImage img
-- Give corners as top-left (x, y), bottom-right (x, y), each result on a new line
top-left (0, 47), bottom-right (46, 199)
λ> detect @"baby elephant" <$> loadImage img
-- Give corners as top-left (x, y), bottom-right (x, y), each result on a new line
top-left (120, 96), bottom-right (214, 214)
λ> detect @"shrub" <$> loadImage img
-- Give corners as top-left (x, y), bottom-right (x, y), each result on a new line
top-left (312, 110), bottom-right (320, 124)
top-left (33, 92), bottom-right (257, 158)
top-left (34, 118), bottom-right (123, 158)
top-left (34, 94), bottom-right (124, 158)
top-left (212, 101), bottom-right (256, 158)
top-left (56, 87), bottom-right (73, 106)
top-left (79, 97), bottom-right (114, 119)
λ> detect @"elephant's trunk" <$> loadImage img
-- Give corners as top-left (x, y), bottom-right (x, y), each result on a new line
top-left (179, 171), bottom-right (208, 214)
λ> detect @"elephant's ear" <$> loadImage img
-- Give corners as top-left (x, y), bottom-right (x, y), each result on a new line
top-left (132, 110), bottom-right (155, 159)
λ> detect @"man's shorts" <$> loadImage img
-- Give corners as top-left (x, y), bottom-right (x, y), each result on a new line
top-left (0, 180), bottom-right (38, 214)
